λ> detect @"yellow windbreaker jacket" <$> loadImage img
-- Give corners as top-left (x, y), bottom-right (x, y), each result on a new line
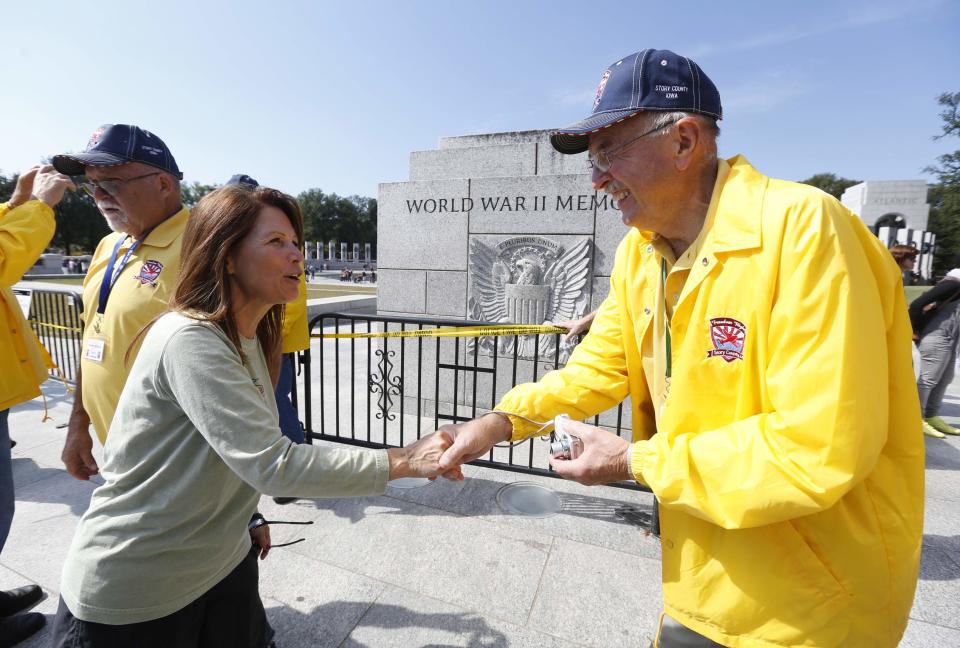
top-left (497, 156), bottom-right (924, 647)
top-left (0, 201), bottom-right (55, 411)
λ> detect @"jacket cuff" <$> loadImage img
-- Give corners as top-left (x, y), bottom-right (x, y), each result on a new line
top-left (629, 440), bottom-right (652, 486)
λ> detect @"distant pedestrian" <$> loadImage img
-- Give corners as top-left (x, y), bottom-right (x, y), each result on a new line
top-left (910, 269), bottom-right (960, 438)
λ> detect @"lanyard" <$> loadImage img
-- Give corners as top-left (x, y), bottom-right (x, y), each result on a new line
top-left (97, 234), bottom-right (145, 315)
top-left (661, 258), bottom-right (672, 380)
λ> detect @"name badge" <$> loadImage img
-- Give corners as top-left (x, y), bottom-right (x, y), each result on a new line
top-left (84, 338), bottom-right (106, 363)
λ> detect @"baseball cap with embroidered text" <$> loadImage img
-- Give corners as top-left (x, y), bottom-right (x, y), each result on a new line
top-left (550, 48), bottom-right (722, 155)
top-left (52, 124), bottom-right (182, 178)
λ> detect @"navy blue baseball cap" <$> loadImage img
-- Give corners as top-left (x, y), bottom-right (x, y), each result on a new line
top-left (52, 124), bottom-right (183, 178)
top-left (551, 48), bottom-right (722, 155)
top-left (225, 174), bottom-right (259, 187)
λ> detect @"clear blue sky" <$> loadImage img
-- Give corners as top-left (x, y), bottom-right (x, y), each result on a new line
top-left (2, 0), bottom-right (957, 198)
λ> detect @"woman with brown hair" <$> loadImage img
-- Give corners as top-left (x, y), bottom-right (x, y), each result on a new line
top-left (50, 185), bottom-right (452, 647)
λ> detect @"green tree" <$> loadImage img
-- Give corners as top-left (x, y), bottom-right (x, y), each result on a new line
top-left (180, 181), bottom-right (218, 208)
top-left (296, 189), bottom-right (377, 257)
top-left (925, 91), bottom-right (960, 276)
top-left (799, 172), bottom-right (861, 200)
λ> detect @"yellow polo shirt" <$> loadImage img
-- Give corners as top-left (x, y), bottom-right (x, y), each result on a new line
top-left (80, 207), bottom-right (189, 442)
top-left (281, 273), bottom-right (309, 353)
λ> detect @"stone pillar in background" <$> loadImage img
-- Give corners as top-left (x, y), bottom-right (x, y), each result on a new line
top-left (353, 243), bottom-right (360, 262)
top-left (340, 242), bottom-right (347, 262)
top-left (328, 241), bottom-right (336, 261)
top-left (365, 243), bottom-right (372, 261)
top-left (315, 242), bottom-right (321, 261)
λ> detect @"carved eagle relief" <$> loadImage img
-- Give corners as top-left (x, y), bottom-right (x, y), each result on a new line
top-left (469, 237), bottom-right (592, 358)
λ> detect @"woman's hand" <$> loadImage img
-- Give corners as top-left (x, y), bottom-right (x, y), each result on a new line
top-left (387, 431), bottom-right (455, 480)
top-left (251, 523), bottom-right (271, 560)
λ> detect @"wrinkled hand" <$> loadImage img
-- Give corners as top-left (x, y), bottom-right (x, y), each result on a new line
top-left (251, 524), bottom-right (271, 560)
top-left (436, 413), bottom-right (513, 480)
top-left (62, 417), bottom-right (99, 480)
top-left (548, 419), bottom-right (631, 486)
top-left (549, 310), bottom-right (597, 343)
top-left (31, 165), bottom-right (74, 207)
top-left (389, 431), bottom-right (455, 480)
top-left (9, 167), bottom-right (40, 207)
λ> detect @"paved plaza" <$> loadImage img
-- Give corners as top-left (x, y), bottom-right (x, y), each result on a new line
top-left (3, 367), bottom-right (960, 646)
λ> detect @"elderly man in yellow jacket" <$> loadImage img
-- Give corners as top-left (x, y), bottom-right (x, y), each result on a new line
top-left (0, 165), bottom-right (73, 645)
top-left (438, 48), bottom-right (923, 648)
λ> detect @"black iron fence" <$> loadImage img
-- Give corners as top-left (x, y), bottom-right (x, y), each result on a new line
top-left (300, 312), bottom-right (653, 501)
top-left (16, 286), bottom-right (84, 384)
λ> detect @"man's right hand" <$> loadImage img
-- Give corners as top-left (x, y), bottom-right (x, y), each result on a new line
top-left (62, 418), bottom-right (99, 480)
top-left (437, 413), bottom-right (514, 479)
top-left (8, 167), bottom-right (40, 207)
top-left (31, 165), bottom-right (74, 208)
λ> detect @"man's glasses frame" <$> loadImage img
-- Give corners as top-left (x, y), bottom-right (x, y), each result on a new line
top-left (76, 171), bottom-right (162, 198)
top-left (587, 118), bottom-right (681, 173)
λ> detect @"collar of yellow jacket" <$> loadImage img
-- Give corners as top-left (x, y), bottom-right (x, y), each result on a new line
top-left (635, 154), bottom-right (765, 254)
top-left (141, 206), bottom-right (190, 248)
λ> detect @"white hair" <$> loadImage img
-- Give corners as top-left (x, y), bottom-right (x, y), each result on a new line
top-left (649, 111), bottom-right (720, 138)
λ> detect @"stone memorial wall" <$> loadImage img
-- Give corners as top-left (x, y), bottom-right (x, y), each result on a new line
top-left (377, 129), bottom-right (630, 322)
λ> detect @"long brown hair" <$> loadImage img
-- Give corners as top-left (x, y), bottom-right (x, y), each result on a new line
top-left (172, 184), bottom-right (303, 361)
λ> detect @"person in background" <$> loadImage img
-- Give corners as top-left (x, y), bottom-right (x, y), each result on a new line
top-left (53, 124), bottom-right (189, 482)
top-left (909, 269), bottom-right (960, 437)
top-left (890, 244), bottom-right (920, 287)
top-left (0, 166), bottom-right (74, 646)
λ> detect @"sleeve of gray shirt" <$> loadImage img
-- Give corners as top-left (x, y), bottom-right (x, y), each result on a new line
top-left (156, 323), bottom-right (390, 498)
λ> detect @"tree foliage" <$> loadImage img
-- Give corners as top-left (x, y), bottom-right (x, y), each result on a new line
top-left (180, 181), bottom-right (218, 208)
top-left (1, 171), bottom-right (377, 257)
top-left (297, 189), bottom-right (377, 258)
top-left (926, 91), bottom-right (960, 275)
top-left (799, 172), bottom-right (861, 200)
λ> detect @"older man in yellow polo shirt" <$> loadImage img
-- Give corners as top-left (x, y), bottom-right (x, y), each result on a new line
top-left (53, 125), bottom-right (188, 480)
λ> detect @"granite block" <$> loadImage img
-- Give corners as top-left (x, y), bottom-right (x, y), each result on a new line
top-left (468, 175), bottom-right (597, 234)
top-left (593, 201), bottom-right (630, 276)
top-left (537, 146), bottom-right (591, 177)
top-left (590, 275), bottom-right (611, 311)
top-left (410, 144), bottom-right (536, 181)
top-left (426, 271), bottom-right (467, 317)
top-left (259, 552), bottom-right (385, 648)
top-left (910, 545), bottom-right (960, 629)
top-left (376, 270), bottom-right (425, 313)
top-left (439, 130), bottom-right (549, 149)
top-left (528, 537), bottom-right (663, 646)
top-left (345, 584), bottom-right (582, 647)
top-left (287, 495), bottom-right (550, 626)
top-left (900, 617), bottom-right (960, 647)
top-left (378, 179), bottom-right (469, 271)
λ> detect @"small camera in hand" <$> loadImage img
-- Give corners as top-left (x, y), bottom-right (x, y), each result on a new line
top-left (549, 414), bottom-right (583, 460)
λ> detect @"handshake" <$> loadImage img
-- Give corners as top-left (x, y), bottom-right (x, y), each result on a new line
top-left (385, 412), bottom-right (633, 487)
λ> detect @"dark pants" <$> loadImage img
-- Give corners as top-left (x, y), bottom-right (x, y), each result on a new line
top-left (51, 550), bottom-right (273, 648)
top-left (0, 409), bottom-right (14, 554)
top-left (654, 614), bottom-right (726, 647)
top-left (275, 354), bottom-right (304, 444)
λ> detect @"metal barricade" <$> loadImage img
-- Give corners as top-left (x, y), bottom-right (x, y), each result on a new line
top-left (298, 313), bottom-right (657, 514)
top-left (15, 286), bottom-right (84, 384)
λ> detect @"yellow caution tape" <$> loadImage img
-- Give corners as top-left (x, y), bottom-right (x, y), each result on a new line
top-left (30, 320), bottom-right (83, 334)
top-left (313, 324), bottom-right (567, 340)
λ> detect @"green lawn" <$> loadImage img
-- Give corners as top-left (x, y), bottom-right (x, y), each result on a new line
top-left (904, 285), bottom-right (930, 304)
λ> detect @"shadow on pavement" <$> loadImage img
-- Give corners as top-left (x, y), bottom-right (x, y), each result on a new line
top-left (267, 600), bottom-right (509, 648)
top-left (11, 458), bottom-right (99, 518)
top-left (290, 476), bottom-right (653, 531)
top-left (919, 543), bottom-right (960, 582)
top-left (925, 440), bottom-right (960, 471)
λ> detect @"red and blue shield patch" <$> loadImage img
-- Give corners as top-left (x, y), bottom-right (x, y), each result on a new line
top-left (135, 260), bottom-right (164, 286)
top-left (707, 317), bottom-right (746, 362)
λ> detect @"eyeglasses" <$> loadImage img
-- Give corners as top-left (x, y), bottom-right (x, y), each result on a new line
top-left (77, 171), bottom-right (161, 198)
top-left (587, 118), bottom-right (681, 173)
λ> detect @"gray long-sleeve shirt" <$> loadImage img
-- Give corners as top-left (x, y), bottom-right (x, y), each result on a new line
top-left (61, 311), bottom-right (389, 624)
